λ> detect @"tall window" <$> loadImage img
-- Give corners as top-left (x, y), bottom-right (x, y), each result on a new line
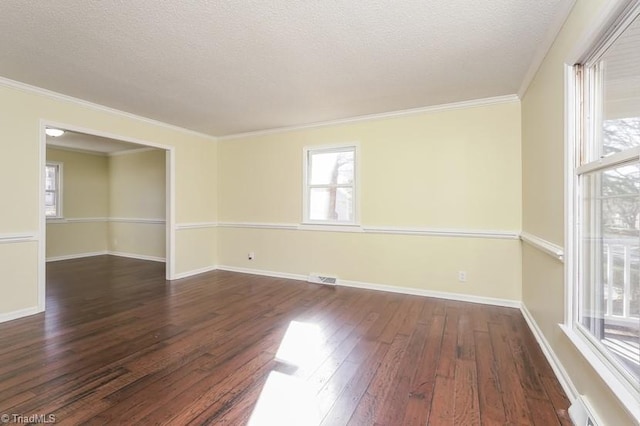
top-left (303, 145), bottom-right (357, 224)
top-left (572, 8), bottom-right (640, 400)
top-left (45, 162), bottom-right (62, 218)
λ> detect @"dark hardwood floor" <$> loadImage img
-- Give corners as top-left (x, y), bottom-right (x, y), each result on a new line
top-left (0, 255), bottom-right (572, 425)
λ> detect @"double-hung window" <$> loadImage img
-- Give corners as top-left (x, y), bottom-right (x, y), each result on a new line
top-left (45, 162), bottom-right (63, 218)
top-left (303, 145), bottom-right (357, 224)
top-left (569, 4), bottom-right (640, 414)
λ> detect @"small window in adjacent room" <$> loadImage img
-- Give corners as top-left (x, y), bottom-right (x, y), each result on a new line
top-left (568, 3), bottom-right (640, 411)
top-left (45, 162), bottom-right (63, 218)
top-left (303, 145), bottom-right (357, 224)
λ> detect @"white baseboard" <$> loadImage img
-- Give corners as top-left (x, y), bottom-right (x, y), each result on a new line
top-left (46, 251), bottom-right (109, 262)
top-left (108, 251), bottom-right (165, 263)
top-left (216, 265), bottom-right (307, 282)
top-left (520, 303), bottom-right (578, 401)
top-left (47, 251), bottom-right (164, 263)
top-left (172, 265), bottom-right (218, 280)
top-left (0, 306), bottom-right (41, 324)
top-left (215, 265), bottom-right (520, 308)
top-left (339, 278), bottom-right (521, 308)
top-left (44, 256), bottom-right (519, 310)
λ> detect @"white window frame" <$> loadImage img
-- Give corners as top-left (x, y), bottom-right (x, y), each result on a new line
top-left (563, 1), bottom-right (640, 420)
top-left (302, 143), bottom-right (360, 226)
top-left (45, 161), bottom-right (63, 219)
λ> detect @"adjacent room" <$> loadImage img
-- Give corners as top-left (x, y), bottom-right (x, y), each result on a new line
top-left (0, 1), bottom-right (638, 425)
top-left (45, 130), bottom-right (168, 266)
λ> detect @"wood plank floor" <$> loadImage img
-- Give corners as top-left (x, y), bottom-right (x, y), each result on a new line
top-left (0, 256), bottom-right (572, 425)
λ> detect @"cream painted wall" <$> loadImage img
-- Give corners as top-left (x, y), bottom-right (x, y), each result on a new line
top-left (219, 228), bottom-right (521, 301)
top-left (47, 222), bottom-right (109, 259)
top-left (218, 101), bottom-right (522, 301)
top-left (108, 222), bottom-right (165, 259)
top-left (220, 102), bottom-right (522, 229)
top-left (521, 0), bottom-right (634, 423)
top-left (45, 148), bottom-right (109, 258)
top-left (175, 227), bottom-right (218, 276)
top-left (0, 243), bottom-right (38, 314)
top-left (45, 148), bottom-right (167, 260)
top-left (109, 150), bottom-right (165, 219)
top-left (109, 149), bottom-right (166, 258)
top-left (46, 148), bottom-right (109, 217)
top-left (0, 82), bottom-right (217, 316)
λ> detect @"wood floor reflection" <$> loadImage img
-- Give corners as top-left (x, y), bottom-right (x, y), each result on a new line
top-left (0, 256), bottom-right (571, 425)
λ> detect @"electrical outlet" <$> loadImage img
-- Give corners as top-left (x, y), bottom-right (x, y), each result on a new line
top-left (248, 252), bottom-right (255, 260)
top-left (458, 271), bottom-right (467, 282)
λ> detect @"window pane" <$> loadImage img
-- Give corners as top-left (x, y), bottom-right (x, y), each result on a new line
top-left (309, 187), bottom-right (353, 222)
top-left (45, 191), bottom-right (57, 217)
top-left (601, 15), bottom-right (640, 155)
top-left (580, 162), bottom-right (639, 383)
top-left (45, 165), bottom-right (57, 190)
top-left (45, 191), bottom-right (55, 207)
top-left (309, 150), bottom-right (354, 185)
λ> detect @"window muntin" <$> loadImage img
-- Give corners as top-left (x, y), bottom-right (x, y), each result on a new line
top-left (45, 163), bottom-right (62, 218)
top-left (304, 146), bottom-right (356, 224)
top-left (574, 12), bottom-right (640, 394)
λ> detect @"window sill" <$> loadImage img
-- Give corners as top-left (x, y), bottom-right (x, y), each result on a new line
top-left (559, 323), bottom-right (640, 422)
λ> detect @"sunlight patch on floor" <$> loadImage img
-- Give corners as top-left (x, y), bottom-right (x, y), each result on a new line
top-left (275, 320), bottom-right (324, 368)
top-left (249, 321), bottom-right (326, 425)
top-left (248, 371), bottom-right (322, 426)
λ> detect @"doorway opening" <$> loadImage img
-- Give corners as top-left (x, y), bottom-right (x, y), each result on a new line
top-left (38, 121), bottom-right (175, 312)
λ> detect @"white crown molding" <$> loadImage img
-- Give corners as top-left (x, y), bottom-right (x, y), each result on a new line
top-left (0, 76), bottom-right (218, 142)
top-left (0, 233), bottom-right (38, 244)
top-left (520, 231), bottom-right (564, 262)
top-left (216, 265), bottom-right (520, 308)
top-left (520, 304), bottom-right (578, 401)
top-left (0, 306), bottom-right (41, 324)
top-left (175, 222), bottom-right (219, 230)
top-left (218, 95), bottom-right (520, 141)
top-left (518, 0), bottom-right (577, 98)
top-left (0, 75), bottom-right (520, 142)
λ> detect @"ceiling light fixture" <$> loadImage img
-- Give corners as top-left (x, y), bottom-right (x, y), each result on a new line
top-left (45, 128), bottom-right (65, 137)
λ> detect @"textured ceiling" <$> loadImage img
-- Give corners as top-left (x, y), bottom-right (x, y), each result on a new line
top-left (0, 1), bottom-right (568, 137)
